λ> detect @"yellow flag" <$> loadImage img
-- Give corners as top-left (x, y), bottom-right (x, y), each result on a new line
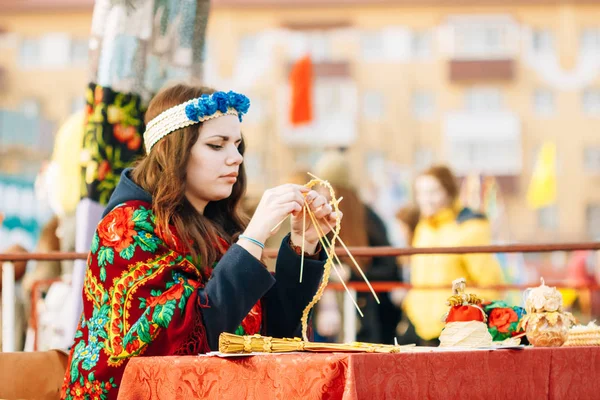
top-left (527, 141), bottom-right (557, 209)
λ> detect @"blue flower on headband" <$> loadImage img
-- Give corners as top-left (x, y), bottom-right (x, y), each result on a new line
top-left (185, 102), bottom-right (200, 121)
top-left (227, 91), bottom-right (251, 115)
top-left (204, 97), bottom-right (218, 116)
top-left (184, 90), bottom-right (251, 122)
top-left (212, 92), bottom-right (229, 113)
top-left (195, 98), bottom-right (208, 115)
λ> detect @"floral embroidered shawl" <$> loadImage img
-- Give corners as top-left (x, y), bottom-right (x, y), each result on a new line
top-left (61, 200), bottom-right (262, 400)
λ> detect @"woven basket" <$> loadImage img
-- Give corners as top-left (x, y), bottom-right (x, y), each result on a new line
top-left (439, 321), bottom-right (493, 348)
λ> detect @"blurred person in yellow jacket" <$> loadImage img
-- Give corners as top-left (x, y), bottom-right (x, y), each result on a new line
top-left (404, 165), bottom-right (505, 344)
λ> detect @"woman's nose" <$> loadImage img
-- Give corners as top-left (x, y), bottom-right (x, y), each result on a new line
top-left (227, 146), bottom-right (243, 165)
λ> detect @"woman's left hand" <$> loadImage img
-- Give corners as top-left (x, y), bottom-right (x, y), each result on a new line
top-left (290, 190), bottom-right (342, 254)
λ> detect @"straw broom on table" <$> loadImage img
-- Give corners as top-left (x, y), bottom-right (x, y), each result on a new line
top-left (218, 332), bottom-right (413, 354)
top-left (219, 173), bottom-right (407, 354)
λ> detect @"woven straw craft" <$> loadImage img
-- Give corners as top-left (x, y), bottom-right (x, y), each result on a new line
top-left (218, 332), bottom-right (412, 354)
top-left (438, 279), bottom-right (493, 348)
top-left (439, 321), bottom-right (493, 348)
top-left (296, 173), bottom-right (379, 341)
top-left (217, 173), bottom-right (386, 354)
top-left (563, 322), bottom-right (600, 347)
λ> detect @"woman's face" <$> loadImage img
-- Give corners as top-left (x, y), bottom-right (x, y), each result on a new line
top-left (415, 174), bottom-right (450, 218)
top-left (185, 115), bottom-right (244, 213)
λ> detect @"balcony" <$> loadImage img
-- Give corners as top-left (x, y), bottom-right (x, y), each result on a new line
top-left (285, 61), bottom-right (350, 78)
top-left (443, 14), bottom-right (519, 82)
top-left (449, 59), bottom-right (515, 82)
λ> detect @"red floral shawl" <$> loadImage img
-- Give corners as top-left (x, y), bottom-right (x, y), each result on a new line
top-left (61, 201), bottom-right (262, 400)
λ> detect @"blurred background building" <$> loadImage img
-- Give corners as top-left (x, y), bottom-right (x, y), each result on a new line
top-left (0, 1), bottom-right (91, 248)
top-left (2, 0), bottom-right (600, 248)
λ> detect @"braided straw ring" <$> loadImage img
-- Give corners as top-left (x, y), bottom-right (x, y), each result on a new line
top-left (299, 173), bottom-right (342, 342)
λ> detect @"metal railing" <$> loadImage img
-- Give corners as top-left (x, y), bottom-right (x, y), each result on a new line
top-left (3, 241), bottom-right (600, 262)
top-left (2, 241), bottom-right (600, 350)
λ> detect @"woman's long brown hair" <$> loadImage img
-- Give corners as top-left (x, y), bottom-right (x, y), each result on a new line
top-left (132, 84), bottom-right (249, 268)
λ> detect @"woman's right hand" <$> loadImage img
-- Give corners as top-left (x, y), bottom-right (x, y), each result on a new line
top-left (242, 184), bottom-right (310, 245)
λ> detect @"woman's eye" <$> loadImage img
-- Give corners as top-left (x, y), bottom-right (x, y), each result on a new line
top-left (207, 144), bottom-right (223, 150)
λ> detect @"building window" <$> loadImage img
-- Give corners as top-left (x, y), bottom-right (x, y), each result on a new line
top-left (20, 98), bottom-right (41, 118)
top-left (586, 205), bottom-right (600, 239)
top-left (411, 30), bottom-right (432, 59)
top-left (537, 206), bottom-right (558, 231)
top-left (309, 32), bottom-right (331, 62)
top-left (70, 37), bottom-right (89, 65)
top-left (362, 90), bottom-right (384, 120)
top-left (444, 110), bottom-right (521, 175)
top-left (287, 31), bottom-right (332, 62)
top-left (19, 38), bottom-right (40, 68)
top-left (450, 16), bottom-right (517, 60)
top-left (238, 34), bottom-right (259, 61)
top-left (533, 88), bottom-right (555, 116)
top-left (361, 31), bottom-right (384, 61)
top-left (448, 139), bottom-right (521, 176)
top-left (584, 147), bottom-right (600, 174)
top-left (583, 89), bottom-right (600, 116)
top-left (531, 29), bottom-right (554, 55)
top-left (580, 28), bottom-right (600, 55)
top-left (40, 33), bottom-right (71, 68)
top-left (465, 87), bottom-right (503, 112)
top-left (411, 90), bottom-right (435, 120)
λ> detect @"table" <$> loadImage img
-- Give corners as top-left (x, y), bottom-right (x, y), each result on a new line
top-left (117, 347), bottom-right (600, 399)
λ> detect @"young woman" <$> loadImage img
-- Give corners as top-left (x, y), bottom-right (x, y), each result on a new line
top-left (404, 165), bottom-right (504, 345)
top-left (61, 84), bottom-right (341, 400)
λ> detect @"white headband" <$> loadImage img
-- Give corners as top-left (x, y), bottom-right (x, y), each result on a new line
top-left (143, 91), bottom-right (251, 153)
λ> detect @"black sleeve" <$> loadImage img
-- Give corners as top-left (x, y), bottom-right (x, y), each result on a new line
top-left (264, 234), bottom-right (326, 338)
top-left (199, 244), bottom-right (276, 350)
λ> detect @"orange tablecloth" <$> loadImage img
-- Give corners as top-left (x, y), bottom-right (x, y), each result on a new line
top-left (117, 347), bottom-right (600, 400)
